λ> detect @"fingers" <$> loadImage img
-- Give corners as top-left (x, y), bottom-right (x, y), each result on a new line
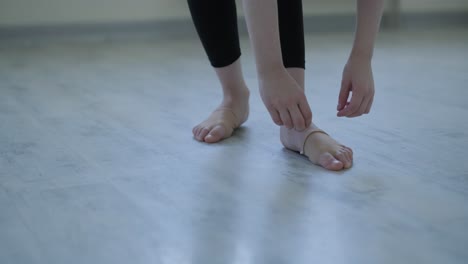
top-left (269, 96), bottom-right (311, 130)
top-left (269, 103), bottom-right (304, 130)
top-left (337, 91), bottom-right (363, 117)
top-left (288, 105), bottom-right (306, 131)
top-left (364, 93), bottom-right (374, 114)
top-left (337, 79), bottom-right (351, 111)
top-left (268, 106), bottom-right (283, 126)
top-left (281, 96), bottom-right (311, 131)
top-left (340, 91), bottom-right (374, 117)
top-left (298, 98), bottom-right (312, 128)
top-left (279, 108), bottom-right (293, 129)
top-left (348, 96), bottom-right (370, 117)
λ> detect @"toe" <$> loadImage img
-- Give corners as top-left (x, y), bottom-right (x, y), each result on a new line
top-left (343, 153), bottom-right (352, 169)
top-left (192, 125), bottom-right (200, 136)
top-left (346, 147), bottom-right (353, 159)
top-left (342, 146), bottom-right (353, 168)
top-left (193, 126), bottom-right (203, 141)
top-left (192, 126), bottom-right (198, 136)
top-left (336, 151), bottom-right (352, 169)
top-left (198, 127), bottom-right (210, 142)
top-left (344, 149), bottom-right (353, 168)
top-left (204, 125), bottom-right (226, 143)
top-left (195, 127), bottom-right (207, 141)
top-left (318, 152), bottom-right (344, 171)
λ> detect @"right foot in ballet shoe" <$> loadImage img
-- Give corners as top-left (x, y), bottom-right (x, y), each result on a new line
top-left (192, 89), bottom-right (249, 143)
top-left (280, 124), bottom-right (353, 171)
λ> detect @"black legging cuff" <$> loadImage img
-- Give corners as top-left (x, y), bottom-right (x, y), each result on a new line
top-left (188, 0), bottom-right (305, 69)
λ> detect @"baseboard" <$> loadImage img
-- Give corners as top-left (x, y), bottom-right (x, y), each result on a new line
top-left (398, 11), bottom-right (468, 29)
top-left (0, 11), bottom-right (467, 41)
top-left (0, 19), bottom-right (199, 40)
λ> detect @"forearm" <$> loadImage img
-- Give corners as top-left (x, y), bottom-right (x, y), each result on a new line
top-left (242, 0), bottom-right (284, 77)
top-left (351, 0), bottom-right (385, 59)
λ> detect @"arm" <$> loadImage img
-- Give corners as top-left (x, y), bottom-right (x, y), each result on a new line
top-left (242, 0), bottom-right (312, 130)
top-left (242, 0), bottom-right (283, 76)
top-left (337, 0), bottom-right (385, 117)
top-left (352, 0), bottom-right (385, 59)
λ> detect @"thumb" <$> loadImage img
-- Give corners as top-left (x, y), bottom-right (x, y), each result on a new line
top-left (338, 79), bottom-right (351, 111)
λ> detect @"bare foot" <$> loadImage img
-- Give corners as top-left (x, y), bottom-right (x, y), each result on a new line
top-left (193, 89), bottom-right (249, 143)
top-left (280, 124), bottom-right (353, 171)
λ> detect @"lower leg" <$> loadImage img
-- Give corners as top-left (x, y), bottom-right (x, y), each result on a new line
top-left (192, 59), bottom-right (250, 143)
top-left (188, 0), bottom-right (249, 143)
top-left (215, 58), bottom-right (250, 100)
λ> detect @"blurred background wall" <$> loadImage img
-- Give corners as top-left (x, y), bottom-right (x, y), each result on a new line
top-left (1, 0), bottom-right (467, 27)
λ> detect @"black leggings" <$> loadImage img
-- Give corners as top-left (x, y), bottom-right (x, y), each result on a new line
top-left (187, 0), bottom-right (305, 69)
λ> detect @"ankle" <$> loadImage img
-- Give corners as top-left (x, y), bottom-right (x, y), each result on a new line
top-left (222, 86), bottom-right (250, 102)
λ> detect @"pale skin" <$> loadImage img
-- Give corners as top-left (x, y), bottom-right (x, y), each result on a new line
top-left (192, 0), bottom-right (385, 171)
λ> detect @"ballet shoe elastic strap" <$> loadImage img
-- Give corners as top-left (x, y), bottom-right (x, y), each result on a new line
top-left (300, 128), bottom-right (329, 154)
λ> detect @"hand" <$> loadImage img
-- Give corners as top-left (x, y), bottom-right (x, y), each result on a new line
top-left (259, 69), bottom-right (312, 131)
top-left (337, 56), bottom-right (375, 117)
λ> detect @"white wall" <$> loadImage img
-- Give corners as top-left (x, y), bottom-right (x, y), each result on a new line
top-left (400, 0), bottom-right (468, 12)
top-left (1, 0), bottom-right (467, 27)
top-left (0, 0), bottom-right (189, 26)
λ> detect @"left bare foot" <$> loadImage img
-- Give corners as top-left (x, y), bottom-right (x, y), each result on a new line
top-left (280, 124), bottom-right (353, 171)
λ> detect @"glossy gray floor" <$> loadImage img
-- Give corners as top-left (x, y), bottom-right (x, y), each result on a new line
top-left (1, 28), bottom-right (467, 264)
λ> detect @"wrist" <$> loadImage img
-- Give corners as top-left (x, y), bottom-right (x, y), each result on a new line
top-left (257, 64), bottom-right (286, 80)
top-left (350, 46), bottom-right (373, 61)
